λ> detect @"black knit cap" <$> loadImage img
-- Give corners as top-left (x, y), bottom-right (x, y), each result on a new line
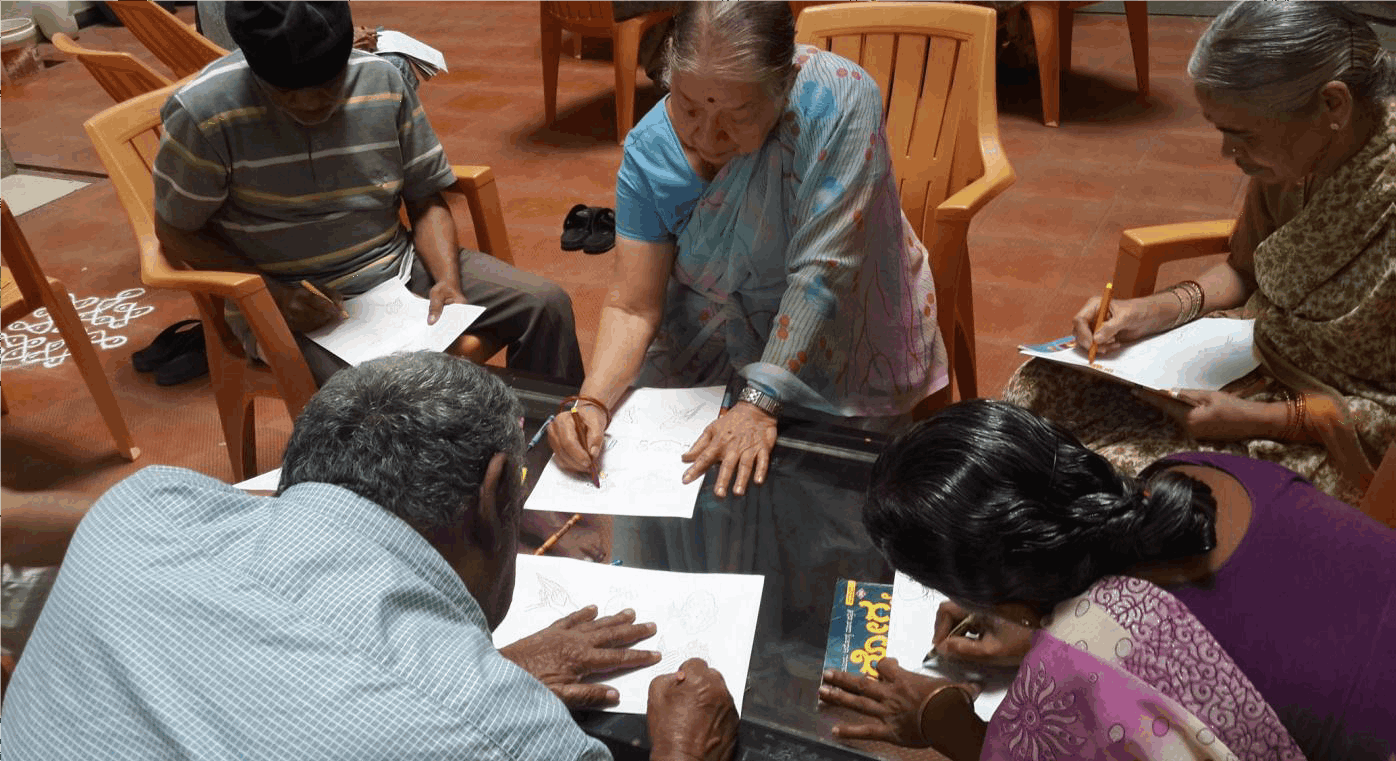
top-left (227, 2), bottom-right (353, 90)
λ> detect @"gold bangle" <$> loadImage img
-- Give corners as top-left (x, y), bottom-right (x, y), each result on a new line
top-left (914, 683), bottom-right (975, 747)
top-left (1292, 391), bottom-right (1308, 442)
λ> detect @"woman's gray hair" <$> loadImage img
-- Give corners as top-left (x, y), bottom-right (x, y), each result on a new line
top-left (1188, 1), bottom-right (1394, 116)
top-left (662, 1), bottom-right (797, 104)
top-left (279, 351), bottom-right (524, 545)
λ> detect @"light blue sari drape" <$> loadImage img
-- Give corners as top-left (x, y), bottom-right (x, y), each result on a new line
top-left (636, 47), bottom-right (947, 418)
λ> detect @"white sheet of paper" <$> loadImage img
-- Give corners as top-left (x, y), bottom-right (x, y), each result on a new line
top-left (375, 30), bottom-right (448, 73)
top-left (303, 277), bottom-right (483, 367)
top-left (493, 554), bottom-right (764, 715)
top-left (1019, 317), bottom-right (1259, 392)
top-left (526, 386), bottom-right (724, 518)
top-left (233, 467), bottom-right (281, 491)
top-left (888, 572), bottom-right (1010, 722)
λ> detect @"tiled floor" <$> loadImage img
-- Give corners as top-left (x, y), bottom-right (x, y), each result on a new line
top-left (1, 2), bottom-right (1237, 508)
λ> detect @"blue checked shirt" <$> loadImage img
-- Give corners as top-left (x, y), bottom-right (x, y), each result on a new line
top-left (2, 466), bottom-right (610, 760)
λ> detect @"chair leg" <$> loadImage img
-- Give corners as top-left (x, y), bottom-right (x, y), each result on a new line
top-left (613, 19), bottom-right (643, 144)
top-left (1025, 2), bottom-right (1062, 127)
top-left (955, 251), bottom-right (978, 400)
top-left (46, 282), bottom-right (140, 461)
top-left (1, 385), bottom-right (7, 415)
top-left (1123, 1), bottom-right (1150, 98)
top-left (1059, 4), bottom-right (1075, 76)
top-left (540, 12), bottom-right (562, 125)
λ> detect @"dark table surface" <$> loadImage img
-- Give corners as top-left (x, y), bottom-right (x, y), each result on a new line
top-left (497, 368), bottom-right (941, 761)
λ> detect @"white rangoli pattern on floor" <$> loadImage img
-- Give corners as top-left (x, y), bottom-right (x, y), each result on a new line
top-left (2, 288), bottom-right (156, 370)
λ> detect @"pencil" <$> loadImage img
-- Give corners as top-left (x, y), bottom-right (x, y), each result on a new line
top-left (923, 614), bottom-right (982, 664)
top-left (300, 280), bottom-right (348, 319)
top-left (534, 513), bottom-right (583, 556)
top-left (527, 413), bottom-right (557, 450)
top-left (571, 409), bottom-right (601, 488)
top-left (1087, 281), bottom-right (1114, 365)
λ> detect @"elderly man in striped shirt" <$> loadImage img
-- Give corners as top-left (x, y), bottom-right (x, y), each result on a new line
top-left (151, 1), bottom-right (584, 385)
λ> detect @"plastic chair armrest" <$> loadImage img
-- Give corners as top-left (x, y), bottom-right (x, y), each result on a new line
top-left (1113, 220), bottom-right (1235, 298)
top-left (447, 165), bottom-right (514, 265)
top-left (934, 143), bottom-right (1016, 222)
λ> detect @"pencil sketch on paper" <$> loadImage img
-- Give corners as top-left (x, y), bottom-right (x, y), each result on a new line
top-left (525, 386), bottom-right (725, 519)
top-left (526, 574), bottom-right (578, 612)
top-left (493, 555), bottom-right (764, 716)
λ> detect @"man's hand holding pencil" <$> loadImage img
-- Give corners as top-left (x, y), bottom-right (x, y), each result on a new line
top-left (266, 279), bottom-right (347, 332)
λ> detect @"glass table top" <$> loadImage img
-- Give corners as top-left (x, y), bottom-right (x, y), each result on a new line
top-left (497, 369), bottom-right (930, 761)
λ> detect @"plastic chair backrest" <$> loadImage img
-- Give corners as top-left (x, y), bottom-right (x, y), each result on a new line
top-left (541, 1), bottom-right (616, 25)
top-left (82, 82), bottom-right (172, 247)
top-left (50, 32), bottom-right (171, 103)
top-left (104, 0), bottom-right (227, 79)
top-left (796, 2), bottom-right (999, 246)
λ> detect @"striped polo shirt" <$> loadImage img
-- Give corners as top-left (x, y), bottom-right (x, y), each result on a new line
top-left (153, 49), bottom-right (455, 295)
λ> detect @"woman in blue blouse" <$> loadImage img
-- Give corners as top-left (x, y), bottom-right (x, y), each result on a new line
top-left (549, 2), bottom-right (948, 497)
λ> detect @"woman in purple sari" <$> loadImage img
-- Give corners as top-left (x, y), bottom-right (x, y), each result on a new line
top-left (819, 400), bottom-right (1395, 760)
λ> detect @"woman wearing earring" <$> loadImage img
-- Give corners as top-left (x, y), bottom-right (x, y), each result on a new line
top-left (819, 400), bottom-right (1395, 760)
top-left (1004, 1), bottom-right (1396, 510)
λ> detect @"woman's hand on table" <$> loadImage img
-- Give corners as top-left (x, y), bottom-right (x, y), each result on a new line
top-left (933, 601), bottom-right (1032, 668)
top-left (681, 402), bottom-right (778, 498)
top-left (1134, 388), bottom-right (1284, 441)
top-left (1071, 294), bottom-right (1174, 358)
top-left (547, 404), bottom-right (608, 475)
top-left (819, 657), bottom-right (975, 748)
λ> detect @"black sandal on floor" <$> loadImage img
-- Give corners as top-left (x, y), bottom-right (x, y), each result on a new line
top-left (154, 339), bottom-right (209, 386)
top-left (561, 203), bottom-right (595, 251)
top-left (582, 207), bottom-right (615, 254)
top-left (132, 319), bottom-right (202, 373)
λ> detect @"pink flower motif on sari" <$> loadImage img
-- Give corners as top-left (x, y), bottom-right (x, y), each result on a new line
top-left (996, 662), bottom-right (1087, 760)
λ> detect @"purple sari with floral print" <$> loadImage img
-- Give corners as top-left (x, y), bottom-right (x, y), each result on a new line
top-left (982, 576), bottom-right (1305, 761)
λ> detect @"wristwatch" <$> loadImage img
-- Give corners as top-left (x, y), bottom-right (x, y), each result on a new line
top-left (737, 385), bottom-right (783, 418)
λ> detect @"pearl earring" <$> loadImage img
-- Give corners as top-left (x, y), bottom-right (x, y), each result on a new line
top-left (1331, 123), bottom-right (1341, 132)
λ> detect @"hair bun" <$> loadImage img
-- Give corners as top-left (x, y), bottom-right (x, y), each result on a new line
top-left (1086, 473), bottom-right (1216, 565)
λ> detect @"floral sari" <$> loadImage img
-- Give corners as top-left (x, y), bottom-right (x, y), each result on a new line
top-left (1004, 99), bottom-right (1396, 505)
top-left (634, 47), bottom-right (948, 418)
top-left (983, 576), bottom-right (1305, 761)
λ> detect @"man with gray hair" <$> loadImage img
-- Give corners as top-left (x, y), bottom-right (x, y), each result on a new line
top-left (3, 352), bottom-right (737, 760)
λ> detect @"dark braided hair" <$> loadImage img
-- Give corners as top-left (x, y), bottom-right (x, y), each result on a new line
top-left (863, 400), bottom-right (1218, 611)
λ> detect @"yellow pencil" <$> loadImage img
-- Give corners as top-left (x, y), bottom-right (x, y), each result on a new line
top-left (301, 279), bottom-right (348, 319)
top-left (1087, 281), bottom-right (1114, 365)
top-left (534, 513), bottom-right (583, 556)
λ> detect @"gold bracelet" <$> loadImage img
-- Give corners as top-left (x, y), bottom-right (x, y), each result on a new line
top-left (914, 683), bottom-right (975, 747)
top-left (1291, 391), bottom-right (1308, 442)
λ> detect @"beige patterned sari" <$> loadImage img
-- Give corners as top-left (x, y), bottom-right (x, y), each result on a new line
top-left (1005, 100), bottom-right (1395, 506)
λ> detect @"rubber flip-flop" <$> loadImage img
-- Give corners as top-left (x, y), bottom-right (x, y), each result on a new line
top-left (132, 319), bottom-right (201, 373)
top-left (561, 203), bottom-right (594, 251)
top-left (154, 343), bottom-right (209, 386)
top-left (582, 207), bottom-right (615, 255)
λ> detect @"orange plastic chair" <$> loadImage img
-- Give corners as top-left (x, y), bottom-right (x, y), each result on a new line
top-left (539, 1), bottom-right (675, 144)
top-left (1108, 218), bottom-right (1395, 525)
top-left (796, 2), bottom-right (1016, 416)
top-left (50, 33), bottom-right (172, 103)
top-left (84, 83), bottom-right (515, 480)
top-left (1, 200), bottom-right (140, 461)
top-left (104, 0), bottom-right (227, 79)
top-left (1023, 1), bottom-right (1149, 127)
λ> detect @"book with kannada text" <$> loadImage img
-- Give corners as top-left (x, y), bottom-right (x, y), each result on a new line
top-left (822, 578), bottom-right (892, 680)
